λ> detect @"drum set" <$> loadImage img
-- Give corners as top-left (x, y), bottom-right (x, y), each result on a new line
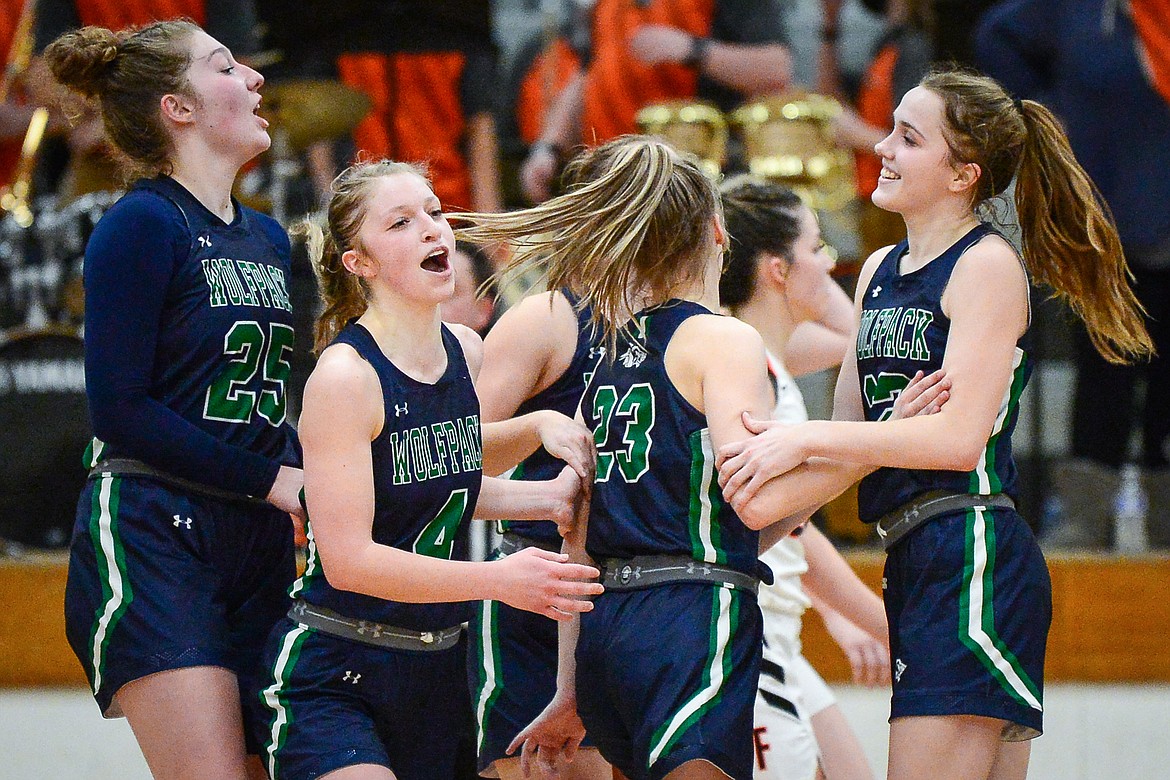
top-left (0, 79), bottom-right (371, 550)
top-left (635, 91), bottom-right (867, 266)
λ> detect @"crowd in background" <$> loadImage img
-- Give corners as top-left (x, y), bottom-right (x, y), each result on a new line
top-left (0, 0), bottom-right (1167, 553)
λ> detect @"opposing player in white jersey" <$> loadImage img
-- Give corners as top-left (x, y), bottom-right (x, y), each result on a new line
top-left (723, 178), bottom-right (924, 780)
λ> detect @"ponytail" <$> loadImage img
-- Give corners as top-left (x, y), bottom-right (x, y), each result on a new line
top-left (921, 68), bottom-right (1153, 365)
top-left (1013, 100), bottom-right (1153, 364)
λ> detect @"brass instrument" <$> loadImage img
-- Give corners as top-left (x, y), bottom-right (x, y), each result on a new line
top-left (635, 100), bottom-right (727, 180)
top-left (0, 0), bottom-right (47, 225)
top-left (730, 92), bottom-right (857, 212)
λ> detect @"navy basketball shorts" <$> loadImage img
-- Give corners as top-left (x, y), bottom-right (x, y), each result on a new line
top-left (575, 583), bottom-right (762, 780)
top-left (884, 506), bottom-right (1051, 740)
top-left (469, 599), bottom-right (579, 776)
top-left (254, 619), bottom-right (472, 780)
top-left (63, 474), bottom-right (295, 726)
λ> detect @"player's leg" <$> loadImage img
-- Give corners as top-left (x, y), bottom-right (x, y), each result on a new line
top-left (317, 767), bottom-right (396, 779)
top-left (494, 749), bottom-right (612, 780)
top-left (886, 715), bottom-right (1003, 780)
top-left (987, 739), bottom-right (1031, 780)
top-left (117, 665), bottom-right (254, 780)
top-left (808, 704), bottom-right (873, 780)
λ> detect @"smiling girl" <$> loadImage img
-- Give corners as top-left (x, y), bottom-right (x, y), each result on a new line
top-left (717, 69), bottom-right (1152, 780)
top-left (45, 20), bottom-right (303, 780)
top-left (252, 160), bottom-right (602, 780)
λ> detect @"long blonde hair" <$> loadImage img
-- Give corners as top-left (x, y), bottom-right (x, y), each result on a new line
top-left (921, 68), bottom-right (1152, 364)
top-left (295, 159), bottom-right (431, 355)
top-left (456, 135), bottom-right (721, 353)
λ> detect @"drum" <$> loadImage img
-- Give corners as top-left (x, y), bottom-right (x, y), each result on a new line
top-left (730, 92), bottom-right (857, 212)
top-left (0, 327), bottom-right (90, 549)
top-left (0, 209), bottom-right (41, 330)
top-left (33, 190), bottom-right (122, 326)
top-left (635, 100), bottom-right (728, 179)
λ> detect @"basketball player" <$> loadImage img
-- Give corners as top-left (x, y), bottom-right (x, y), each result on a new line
top-left (253, 160), bottom-right (603, 780)
top-left (46, 20), bottom-right (303, 780)
top-left (718, 69), bottom-right (1153, 779)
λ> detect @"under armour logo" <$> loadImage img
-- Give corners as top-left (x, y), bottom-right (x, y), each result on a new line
top-left (394, 403), bottom-right (409, 417)
top-left (197, 235), bottom-right (212, 248)
top-left (172, 515), bottom-right (192, 529)
top-left (871, 285), bottom-right (882, 298)
top-left (356, 621), bottom-right (383, 639)
top-left (619, 344), bottom-right (647, 368)
top-left (342, 670), bottom-right (361, 684)
top-left (894, 658), bottom-right (907, 683)
top-left (588, 346), bottom-right (607, 360)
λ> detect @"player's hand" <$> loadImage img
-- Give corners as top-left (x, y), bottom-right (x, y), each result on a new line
top-left (547, 465), bottom-right (588, 539)
top-left (493, 547), bottom-right (602, 621)
top-left (508, 693), bottom-right (586, 779)
top-left (630, 24), bottom-right (693, 65)
top-left (536, 410), bottom-right (596, 481)
top-left (266, 465), bottom-right (306, 522)
top-left (820, 609), bottom-right (891, 687)
top-left (717, 415), bottom-right (807, 506)
top-left (889, 369), bottom-right (951, 420)
top-left (521, 145), bottom-right (558, 204)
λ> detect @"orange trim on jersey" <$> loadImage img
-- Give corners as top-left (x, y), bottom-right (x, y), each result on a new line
top-left (582, 0), bottom-right (715, 144)
top-left (854, 42), bottom-right (898, 200)
top-left (337, 51), bottom-right (472, 211)
top-left (1131, 0), bottom-right (1170, 107)
top-left (517, 37), bottom-right (581, 146)
top-left (76, 0), bottom-right (206, 29)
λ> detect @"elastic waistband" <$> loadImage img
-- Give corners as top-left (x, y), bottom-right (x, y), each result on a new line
top-left (89, 458), bottom-right (266, 506)
top-left (497, 531), bottom-right (562, 557)
top-left (289, 600), bottom-right (463, 652)
top-left (599, 555), bottom-right (759, 595)
top-left (877, 491), bottom-right (1016, 551)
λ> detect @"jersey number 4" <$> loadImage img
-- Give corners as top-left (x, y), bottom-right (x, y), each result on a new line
top-left (592, 383), bottom-right (656, 483)
top-left (413, 489), bottom-right (469, 560)
top-left (204, 321), bottom-right (295, 426)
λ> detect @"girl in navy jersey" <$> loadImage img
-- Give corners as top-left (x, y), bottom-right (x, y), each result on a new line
top-left (718, 69), bottom-right (1153, 780)
top-left (253, 160), bottom-right (602, 780)
top-left (457, 136), bottom-right (832, 780)
top-left (46, 20), bottom-right (303, 780)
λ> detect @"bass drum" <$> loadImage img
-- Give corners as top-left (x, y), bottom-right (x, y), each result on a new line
top-left (0, 327), bottom-right (90, 549)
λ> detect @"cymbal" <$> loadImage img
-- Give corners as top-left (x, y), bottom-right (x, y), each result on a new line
top-left (259, 80), bottom-right (372, 151)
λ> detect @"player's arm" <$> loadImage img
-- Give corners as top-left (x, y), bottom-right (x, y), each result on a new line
top-left (784, 276), bottom-right (854, 377)
top-left (722, 237), bottom-right (1026, 480)
top-left (476, 291), bottom-right (595, 478)
top-left (300, 343), bottom-right (601, 618)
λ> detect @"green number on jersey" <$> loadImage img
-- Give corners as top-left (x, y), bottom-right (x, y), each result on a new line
top-left (413, 489), bottom-right (469, 560)
top-left (204, 321), bottom-right (294, 425)
top-left (592, 383), bottom-right (656, 483)
top-left (862, 371), bottom-right (912, 421)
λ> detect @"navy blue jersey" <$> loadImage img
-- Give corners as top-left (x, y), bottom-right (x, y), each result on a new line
top-left (82, 176), bottom-right (298, 497)
top-left (503, 292), bottom-right (601, 546)
top-left (580, 300), bottom-right (760, 577)
top-left (856, 224), bottom-right (1032, 522)
top-left (293, 322), bottom-right (483, 630)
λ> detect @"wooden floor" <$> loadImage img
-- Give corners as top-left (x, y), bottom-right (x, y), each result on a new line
top-left (2, 551), bottom-right (1168, 687)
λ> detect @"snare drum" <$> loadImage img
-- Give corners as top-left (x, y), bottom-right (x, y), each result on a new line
top-left (0, 327), bottom-right (90, 549)
top-left (37, 190), bottom-right (122, 325)
top-left (635, 100), bottom-right (728, 179)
